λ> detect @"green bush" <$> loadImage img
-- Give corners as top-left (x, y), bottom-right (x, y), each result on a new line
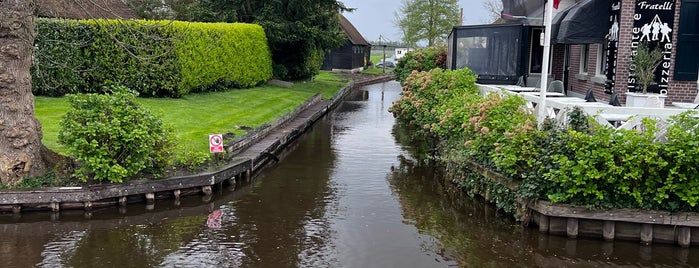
top-left (169, 21), bottom-right (272, 95)
top-left (81, 19), bottom-right (181, 97)
top-left (31, 19), bottom-right (90, 96)
top-left (390, 68), bottom-right (699, 214)
top-left (394, 46), bottom-right (447, 82)
top-left (58, 86), bottom-right (173, 183)
top-left (32, 19), bottom-right (272, 97)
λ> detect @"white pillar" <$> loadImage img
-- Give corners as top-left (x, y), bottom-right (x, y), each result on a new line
top-left (537, 0), bottom-right (555, 125)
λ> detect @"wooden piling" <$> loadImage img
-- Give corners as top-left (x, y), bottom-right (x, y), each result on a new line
top-left (50, 202), bottom-right (60, 212)
top-left (678, 226), bottom-right (691, 248)
top-left (603, 221), bottom-right (615, 241)
top-left (566, 218), bottom-right (579, 238)
top-left (202, 185), bottom-right (213, 196)
top-left (538, 214), bottom-right (550, 233)
top-left (641, 224), bottom-right (653, 245)
top-left (83, 201), bottom-right (92, 211)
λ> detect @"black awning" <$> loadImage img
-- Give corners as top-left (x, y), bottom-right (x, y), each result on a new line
top-left (553, 0), bottom-right (610, 44)
top-left (550, 4), bottom-right (575, 42)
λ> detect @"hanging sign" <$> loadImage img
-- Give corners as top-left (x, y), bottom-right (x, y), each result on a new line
top-left (209, 134), bottom-right (224, 153)
top-left (605, 0), bottom-right (621, 94)
top-left (629, 0), bottom-right (676, 93)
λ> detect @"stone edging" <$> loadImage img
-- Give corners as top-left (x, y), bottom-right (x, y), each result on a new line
top-left (0, 74), bottom-right (396, 214)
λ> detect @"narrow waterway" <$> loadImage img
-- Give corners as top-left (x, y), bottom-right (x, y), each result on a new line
top-left (2, 81), bottom-right (699, 267)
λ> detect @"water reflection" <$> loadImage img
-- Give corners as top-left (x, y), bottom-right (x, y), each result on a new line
top-left (2, 81), bottom-right (699, 267)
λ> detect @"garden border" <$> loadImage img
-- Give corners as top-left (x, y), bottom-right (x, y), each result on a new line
top-left (0, 74), bottom-right (396, 215)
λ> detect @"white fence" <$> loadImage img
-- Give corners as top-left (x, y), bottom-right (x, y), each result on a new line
top-left (477, 84), bottom-right (697, 140)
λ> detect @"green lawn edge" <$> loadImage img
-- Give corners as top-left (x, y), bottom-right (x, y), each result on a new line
top-left (35, 71), bottom-right (348, 157)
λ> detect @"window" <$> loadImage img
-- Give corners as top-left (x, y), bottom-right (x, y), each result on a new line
top-left (596, 43), bottom-right (607, 76)
top-left (530, 29), bottom-right (544, 73)
top-left (580, 44), bottom-right (590, 74)
top-left (674, 0), bottom-right (699, 80)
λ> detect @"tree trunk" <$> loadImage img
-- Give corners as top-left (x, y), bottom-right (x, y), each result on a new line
top-left (0, 0), bottom-right (47, 185)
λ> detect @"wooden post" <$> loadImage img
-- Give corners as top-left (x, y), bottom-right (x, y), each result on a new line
top-left (50, 202), bottom-right (60, 212)
top-left (244, 169), bottom-right (251, 182)
top-left (641, 224), bottom-right (653, 245)
top-left (678, 226), bottom-right (691, 248)
top-left (539, 214), bottom-right (550, 233)
top-left (202, 185), bottom-right (213, 195)
top-left (603, 221), bottom-right (615, 241)
top-left (566, 218), bottom-right (579, 238)
top-left (118, 196), bottom-right (127, 207)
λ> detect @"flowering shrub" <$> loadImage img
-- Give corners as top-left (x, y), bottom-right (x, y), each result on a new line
top-left (394, 46), bottom-right (447, 82)
top-left (391, 69), bottom-right (699, 213)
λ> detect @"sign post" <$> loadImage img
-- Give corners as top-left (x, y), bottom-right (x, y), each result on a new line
top-left (209, 134), bottom-right (224, 153)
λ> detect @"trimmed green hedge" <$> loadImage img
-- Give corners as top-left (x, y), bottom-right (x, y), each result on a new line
top-left (32, 19), bottom-right (272, 97)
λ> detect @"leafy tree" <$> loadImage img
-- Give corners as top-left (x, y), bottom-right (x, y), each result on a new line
top-left (147, 0), bottom-right (350, 80)
top-left (395, 0), bottom-right (460, 47)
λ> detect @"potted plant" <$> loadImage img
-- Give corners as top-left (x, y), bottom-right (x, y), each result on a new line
top-left (627, 42), bottom-right (666, 108)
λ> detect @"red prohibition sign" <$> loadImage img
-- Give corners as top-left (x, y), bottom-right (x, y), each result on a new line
top-left (210, 135), bottom-right (222, 146)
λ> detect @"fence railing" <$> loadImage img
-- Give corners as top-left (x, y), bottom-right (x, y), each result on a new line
top-left (477, 84), bottom-right (697, 140)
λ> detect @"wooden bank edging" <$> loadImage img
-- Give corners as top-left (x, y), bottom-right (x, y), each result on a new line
top-left (0, 74), bottom-right (396, 215)
top-left (466, 159), bottom-right (699, 248)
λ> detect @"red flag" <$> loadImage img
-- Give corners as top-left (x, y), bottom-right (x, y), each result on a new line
top-left (553, 0), bottom-right (561, 9)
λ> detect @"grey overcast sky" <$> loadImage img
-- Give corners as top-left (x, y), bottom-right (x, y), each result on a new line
top-left (341, 0), bottom-right (492, 44)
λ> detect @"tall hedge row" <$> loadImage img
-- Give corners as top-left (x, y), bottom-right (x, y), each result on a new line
top-left (32, 18), bottom-right (273, 97)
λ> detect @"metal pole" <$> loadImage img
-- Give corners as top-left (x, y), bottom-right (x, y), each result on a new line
top-left (382, 45), bottom-right (387, 73)
top-left (537, 0), bottom-right (555, 125)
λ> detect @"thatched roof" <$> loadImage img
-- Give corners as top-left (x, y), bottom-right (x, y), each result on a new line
top-left (339, 15), bottom-right (370, 46)
top-left (36, 0), bottom-right (139, 19)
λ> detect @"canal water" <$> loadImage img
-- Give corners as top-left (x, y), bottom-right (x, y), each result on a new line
top-left (2, 81), bottom-right (699, 267)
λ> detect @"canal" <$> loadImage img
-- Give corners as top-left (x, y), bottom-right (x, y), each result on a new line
top-left (2, 81), bottom-right (699, 267)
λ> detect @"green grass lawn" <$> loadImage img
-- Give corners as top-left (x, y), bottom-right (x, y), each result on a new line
top-left (35, 71), bottom-right (348, 156)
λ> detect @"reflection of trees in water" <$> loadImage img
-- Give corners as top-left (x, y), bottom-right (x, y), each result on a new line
top-left (62, 216), bottom-right (205, 267)
top-left (218, 118), bottom-right (338, 267)
top-left (388, 147), bottom-right (528, 267)
top-left (388, 123), bottom-right (699, 267)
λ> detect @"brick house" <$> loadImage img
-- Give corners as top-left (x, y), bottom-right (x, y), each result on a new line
top-left (554, 0), bottom-right (698, 104)
top-left (449, 0), bottom-right (698, 105)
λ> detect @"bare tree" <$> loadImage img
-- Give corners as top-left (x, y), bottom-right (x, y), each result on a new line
top-left (0, 0), bottom-right (47, 185)
top-left (483, 0), bottom-right (502, 24)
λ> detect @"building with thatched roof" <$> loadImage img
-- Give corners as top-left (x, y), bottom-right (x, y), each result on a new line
top-left (322, 15), bottom-right (371, 73)
top-left (35, 0), bottom-right (139, 19)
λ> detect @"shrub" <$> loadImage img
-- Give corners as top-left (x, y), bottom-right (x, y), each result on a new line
top-left (394, 46), bottom-right (447, 82)
top-left (31, 19), bottom-right (90, 96)
top-left (390, 67), bottom-right (699, 213)
top-left (58, 86), bottom-right (173, 182)
top-left (32, 19), bottom-right (273, 97)
top-left (169, 21), bottom-right (273, 95)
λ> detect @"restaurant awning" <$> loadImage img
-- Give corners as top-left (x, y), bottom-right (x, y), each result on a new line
top-left (552, 0), bottom-right (610, 44)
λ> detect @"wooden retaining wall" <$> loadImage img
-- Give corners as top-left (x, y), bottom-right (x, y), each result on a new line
top-left (465, 159), bottom-right (699, 248)
top-left (0, 74), bottom-right (396, 215)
